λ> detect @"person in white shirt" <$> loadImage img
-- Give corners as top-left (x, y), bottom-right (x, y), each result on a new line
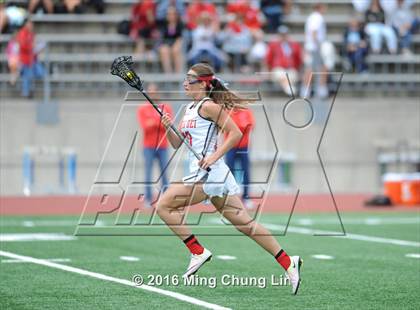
top-left (188, 12), bottom-right (226, 72)
top-left (364, 0), bottom-right (397, 54)
top-left (391, 0), bottom-right (418, 54)
top-left (301, 3), bottom-right (328, 98)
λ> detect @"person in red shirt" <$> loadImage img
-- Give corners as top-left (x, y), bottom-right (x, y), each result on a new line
top-left (185, 0), bottom-right (218, 30)
top-left (130, 0), bottom-right (157, 54)
top-left (266, 25), bottom-right (302, 96)
top-left (16, 19), bottom-right (44, 97)
top-left (226, 0), bottom-right (262, 36)
top-left (225, 107), bottom-right (255, 209)
top-left (137, 83), bottom-right (173, 207)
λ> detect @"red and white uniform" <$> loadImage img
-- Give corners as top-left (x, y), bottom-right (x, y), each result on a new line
top-left (180, 97), bottom-right (239, 198)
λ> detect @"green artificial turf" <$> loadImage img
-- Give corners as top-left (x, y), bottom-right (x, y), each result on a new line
top-left (1, 212), bottom-right (419, 309)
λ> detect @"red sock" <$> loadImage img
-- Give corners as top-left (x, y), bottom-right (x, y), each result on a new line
top-left (275, 249), bottom-right (291, 271)
top-left (183, 235), bottom-right (204, 255)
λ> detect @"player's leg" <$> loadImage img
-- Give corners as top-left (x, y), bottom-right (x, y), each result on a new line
top-left (156, 182), bottom-right (212, 277)
top-left (211, 194), bottom-right (281, 255)
top-left (156, 182), bottom-right (207, 239)
top-left (211, 194), bottom-right (303, 294)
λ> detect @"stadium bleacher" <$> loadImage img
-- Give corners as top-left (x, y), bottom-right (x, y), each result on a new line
top-left (0, 0), bottom-right (419, 97)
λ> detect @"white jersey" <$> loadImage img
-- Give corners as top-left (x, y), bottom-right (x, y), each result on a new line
top-left (179, 97), bottom-right (240, 198)
top-left (180, 97), bottom-right (223, 173)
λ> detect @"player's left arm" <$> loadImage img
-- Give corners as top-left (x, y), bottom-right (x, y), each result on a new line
top-left (198, 101), bottom-right (242, 170)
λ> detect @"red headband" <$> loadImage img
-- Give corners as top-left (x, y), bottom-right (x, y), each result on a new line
top-left (197, 75), bottom-right (215, 87)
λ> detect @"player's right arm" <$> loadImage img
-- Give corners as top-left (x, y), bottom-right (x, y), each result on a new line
top-left (161, 113), bottom-right (183, 149)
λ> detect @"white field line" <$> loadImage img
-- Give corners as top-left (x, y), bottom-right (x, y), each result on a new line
top-left (262, 223), bottom-right (420, 248)
top-left (1, 258), bottom-right (71, 263)
top-left (405, 253), bottom-right (420, 259)
top-left (204, 218), bottom-right (420, 247)
top-left (216, 255), bottom-right (237, 260)
top-left (0, 220), bottom-right (106, 227)
top-left (0, 250), bottom-right (231, 310)
top-left (0, 233), bottom-right (77, 242)
top-left (119, 256), bottom-right (140, 262)
top-left (294, 217), bottom-right (420, 226)
top-left (311, 255), bottom-right (334, 260)
top-left (204, 216), bottom-right (420, 226)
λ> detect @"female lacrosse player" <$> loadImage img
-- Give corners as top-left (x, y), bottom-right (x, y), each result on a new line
top-left (158, 63), bottom-right (302, 294)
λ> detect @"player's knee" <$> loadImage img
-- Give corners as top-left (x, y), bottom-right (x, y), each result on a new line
top-left (156, 196), bottom-right (184, 213)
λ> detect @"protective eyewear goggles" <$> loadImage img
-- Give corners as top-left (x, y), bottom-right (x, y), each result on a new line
top-left (184, 75), bottom-right (201, 85)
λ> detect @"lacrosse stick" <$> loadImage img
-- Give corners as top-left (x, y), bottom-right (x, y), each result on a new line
top-left (110, 56), bottom-right (211, 172)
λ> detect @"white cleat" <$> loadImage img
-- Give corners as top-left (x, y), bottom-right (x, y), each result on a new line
top-left (286, 256), bottom-right (303, 295)
top-left (183, 248), bottom-right (212, 278)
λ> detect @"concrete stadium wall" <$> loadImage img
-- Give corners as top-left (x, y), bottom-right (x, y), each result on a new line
top-left (1, 96), bottom-right (418, 196)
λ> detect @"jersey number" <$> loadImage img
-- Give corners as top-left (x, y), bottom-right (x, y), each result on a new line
top-left (183, 131), bottom-right (192, 146)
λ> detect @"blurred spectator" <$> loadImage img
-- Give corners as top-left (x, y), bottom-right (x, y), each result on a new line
top-left (6, 32), bottom-right (20, 85)
top-left (343, 17), bottom-right (368, 72)
top-left (377, 0), bottom-right (415, 22)
top-left (226, 0), bottom-right (267, 70)
top-left (130, 0), bottom-right (158, 55)
top-left (379, 0), bottom-right (396, 21)
top-left (29, 0), bottom-right (54, 14)
top-left (221, 13), bottom-right (253, 72)
top-left (247, 30), bottom-right (267, 68)
top-left (225, 107), bottom-right (255, 209)
top-left (85, 0), bottom-right (105, 14)
top-left (156, 0), bottom-right (185, 25)
top-left (320, 40), bottom-right (337, 72)
top-left (186, 0), bottom-right (218, 30)
top-left (260, 0), bottom-right (291, 33)
top-left (266, 25), bottom-right (302, 96)
top-left (364, 0), bottom-right (397, 54)
top-left (391, 0), bottom-right (419, 55)
top-left (352, 0), bottom-right (416, 18)
top-left (352, 0), bottom-right (371, 14)
top-left (54, 0), bottom-right (85, 14)
top-left (0, 3), bottom-right (27, 34)
top-left (137, 83), bottom-right (172, 208)
top-left (385, 0), bottom-right (419, 14)
top-left (16, 19), bottom-right (44, 98)
top-left (158, 6), bottom-right (184, 73)
top-left (302, 3), bottom-right (328, 98)
top-left (226, 0), bottom-right (262, 37)
top-left (188, 12), bottom-right (225, 72)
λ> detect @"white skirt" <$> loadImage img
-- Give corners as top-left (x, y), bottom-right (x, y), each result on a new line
top-left (182, 160), bottom-right (240, 198)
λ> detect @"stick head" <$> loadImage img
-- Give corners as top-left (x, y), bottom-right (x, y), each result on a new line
top-left (110, 56), bottom-right (143, 91)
